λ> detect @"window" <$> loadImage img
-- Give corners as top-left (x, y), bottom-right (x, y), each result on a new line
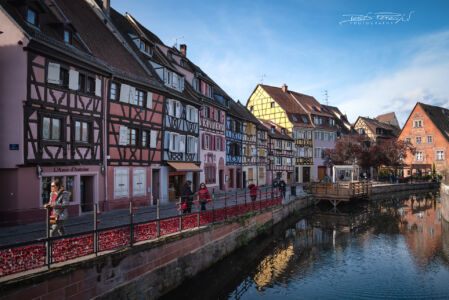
top-left (134, 39), bottom-right (153, 56)
top-left (208, 86), bottom-right (213, 98)
top-left (42, 117), bottom-right (61, 141)
top-left (204, 106), bottom-right (210, 118)
top-left (427, 136), bottom-right (432, 143)
top-left (86, 77), bottom-right (95, 94)
top-left (287, 142), bottom-right (292, 149)
top-left (416, 137), bottom-right (422, 144)
top-left (329, 118), bottom-right (334, 126)
top-left (414, 120), bottom-right (422, 128)
top-left (59, 67), bottom-right (69, 87)
top-left (271, 102), bottom-right (275, 108)
top-left (64, 30), bottom-right (72, 44)
top-left (358, 128), bottom-right (364, 134)
top-left (74, 121), bottom-right (89, 143)
top-left (277, 140), bottom-right (282, 149)
top-left (26, 8), bottom-right (37, 26)
top-left (437, 151), bottom-right (444, 161)
top-left (416, 152), bottom-right (423, 161)
top-left (235, 121), bottom-right (241, 133)
top-left (275, 157), bottom-right (282, 166)
top-left (193, 78), bottom-right (200, 91)
top-left (271, 126), bottom-right (275, 134)
top-left (187, 136), bottom-right (197, 153)
top-left (405, 138), bottom-right (411, 143)
top-left (205, 135), bottom-right (210, 150)
top-left (215, 109), bottom-right (220, 122)
top-left (293, 115), bottom-right (298, 122)
top-left (78, 74), bottom-right (86, 92)
top-left (110, 82), bottom-right (118, 100)
top-left (250, 106), bottom-right (254, 112)
top-left (128, 128), bottom-right (137, 146)
top-left (302, 116), bottom-right (308, 123)
top-left (142, 131), bottom-right (148, 147)
top-left (114, 167), bottom-right (129, 199)
top-left (134, 89), bottom-right (144, 106)
top-left (216, 136), bottom-right (221, 151)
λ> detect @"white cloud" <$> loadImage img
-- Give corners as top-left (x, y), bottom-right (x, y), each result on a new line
top-left (334, 30), bottom-right (449, 127)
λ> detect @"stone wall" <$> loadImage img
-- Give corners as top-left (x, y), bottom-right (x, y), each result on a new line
top-left (0, 196), bottom-right (312, 300)
top-left (441, 183), bottom-right (449, 223)
top-left (371, 182), bottom-right (439, 195)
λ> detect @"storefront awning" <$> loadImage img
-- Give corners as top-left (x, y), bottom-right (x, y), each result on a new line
top-left (167, 162), bottom-right (202, 172)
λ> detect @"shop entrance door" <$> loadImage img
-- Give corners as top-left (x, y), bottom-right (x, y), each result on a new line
top-left (219, 170), bottom-right (224, 190)
top-left (80, 176), bottom-right (94, 212)
top-left (302, 167), bottom-right (310, 183)
top-left (318, 166), bottom-right (327, 180)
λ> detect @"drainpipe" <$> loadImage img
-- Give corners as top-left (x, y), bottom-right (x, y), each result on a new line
top-left (102, 76), bottom-right (110, 211)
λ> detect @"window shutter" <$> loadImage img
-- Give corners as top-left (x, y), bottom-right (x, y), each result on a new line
top-left (150, 130), bottom-right (157, 148)
top-left (200, 107), bottom-right (204, 117)
top-left (167, 99), bottom-right (173, 116)
top-left (114, 167), bottom-right (129, 199)
top-left (119, 126), bottom-right (129, 145)
top-left (133, 168), bottom-right (146, 196)
top-left (180, 77), bottom-right (185, 90)
top-left (47, 62), bottom-right (60, 84)
top-left (194, 137), bottom-right (198, 154)
top-left (175, 101), bottom-right (182, 118)
top-left (163, 69), bottom-right (168, 84)
top-left (211, 135), bottom-right (215, 151)
top-left (169, 133), bottom-right (175, 152)
top-left (128, 86), bottom-right (136, 104)
top-left (220, 111), bottom-right (224, 123)
top-left (119, 84), bottom-right (130, 103)
top-left (202, 133), bottom-right (206, 150)
top-left (164, 131), bottom-right (170, 149)
top-left (211, 108), bottom-right (215, 120)
top-left (68, 70), bottom-right (79, 90)
top-left (95, 78), bottom-right (102, 96)
top-left (146, 92), bottom-right (153, 109)
top-left (221, 137), bottom-right (225, 151)
top-left (185, 105), bottom-right (192, 122)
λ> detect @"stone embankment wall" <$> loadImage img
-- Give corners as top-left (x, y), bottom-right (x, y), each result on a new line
top-left (0, 196), bottom-right (312, 300)
top-left (371, 182), bottom-right (439, 195)
top-left (441, 183), bottom-right (449, 222)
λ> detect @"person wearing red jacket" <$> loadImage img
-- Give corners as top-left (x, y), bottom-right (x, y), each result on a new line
top-left (248, 183), bottom-right (259, 202)
top-left (198, 183), bottom-right (210, 211)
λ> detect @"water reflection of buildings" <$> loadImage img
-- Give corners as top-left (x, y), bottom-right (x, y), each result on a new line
top-left (397, 193), bottom-right (442, 267)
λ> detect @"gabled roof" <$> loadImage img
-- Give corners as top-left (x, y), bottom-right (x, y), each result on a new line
top-left (375, 112), bottom-right (400, 128)
top-left (258, 84), bottom-right (331, 127)
top-left (322, 105), bottom-right (355, 135)
top-left (418, 102), bottom-right (449, 143)
top-left (259, 120), bottom-right (293, 140)
top-left (356, 116), bottom-right (401, 138)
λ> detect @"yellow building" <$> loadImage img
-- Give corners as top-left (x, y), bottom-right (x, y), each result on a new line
top-left (247, 84), bottom-right (316, 182)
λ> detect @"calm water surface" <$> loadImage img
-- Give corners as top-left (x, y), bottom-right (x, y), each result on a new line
top-left (162, 190), bottom-right (449, 299)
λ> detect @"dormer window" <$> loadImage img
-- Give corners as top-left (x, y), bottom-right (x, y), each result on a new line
top-left (64, 30), bottom-right (72, 44)
top-left (27, 8), bottom-right (38, 26)
top-left (281, 128), bottom-right (285, 134)
top-left (292, 115), bottom-right (298, 122)
top-left (271, 102), bottom-right (275, 108)
top-left (134, 38), bottom-right (153, 56)
top-left (302, 116), bottom-right (308, 123)
top-left (208, 86), bottom-right (213, 98)
top-left (271, 126), bottom-right (275, 133)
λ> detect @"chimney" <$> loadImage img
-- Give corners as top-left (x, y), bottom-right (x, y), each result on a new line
top-left (180, 44), bottom-right (187, 57)
top-left (282, 84), bottom-right (288, 93)
top-left (103, 0), bottom-right (110, 15)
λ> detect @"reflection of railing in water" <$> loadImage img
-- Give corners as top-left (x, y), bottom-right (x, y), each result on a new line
top-left (0, 190), bottom-right (281, 278)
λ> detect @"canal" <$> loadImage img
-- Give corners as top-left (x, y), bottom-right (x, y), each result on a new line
top-left (162, 189), bottom-right (449, 299)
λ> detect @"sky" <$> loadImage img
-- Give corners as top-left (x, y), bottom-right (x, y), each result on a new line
top-left (112, 0), bottom-right (449, 127)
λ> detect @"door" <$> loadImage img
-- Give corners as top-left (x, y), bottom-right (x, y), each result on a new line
top-left (219, 170), bottom-right (224, 190)
top-left (318, 166), bottom-right (327, 180)
top-left (236, 169), bottom-right (242, 188)
top-left (80, 176), bottom-right (93, 212)
top-left (152, 169), bottom-right (160, 205)
top-left (302, 167), bottom-right (310, 183)
top-left (229, 169), bottom-right (234, 188)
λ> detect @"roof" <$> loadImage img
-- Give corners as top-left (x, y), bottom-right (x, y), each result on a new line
top-left (356, 116), bottom-right (401, 138)
top-left (375, 112), bottom-right (399, 128)
top-left (235, 102), bottom-right (267, 130)
top-left (54, 0), bottom-right (151, 78)
top-left (259, 120), bottom-right (293, 140)
top-left (258, 84), bottom-right (328, 127)
top-left (418, 102), bottom-right (449, 143)
top-left (322, 105), bottom-right (356, 135)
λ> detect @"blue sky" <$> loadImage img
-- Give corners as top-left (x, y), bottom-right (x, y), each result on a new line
top-left (112, 0), bottom-right (449, 126)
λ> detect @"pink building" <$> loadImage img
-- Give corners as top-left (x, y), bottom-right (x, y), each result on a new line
top-left (0, 1), bottom-right (107, 224)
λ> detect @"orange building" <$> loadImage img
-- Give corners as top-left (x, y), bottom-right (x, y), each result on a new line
top-left (399, 102), bottom-right (449, 177)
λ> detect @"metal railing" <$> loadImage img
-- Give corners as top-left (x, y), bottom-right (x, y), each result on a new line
top-left (0, 189), bottom-right (282, 278)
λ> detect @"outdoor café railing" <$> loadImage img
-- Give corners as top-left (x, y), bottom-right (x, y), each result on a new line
top-left (0, 189), bottom-right (281, 278)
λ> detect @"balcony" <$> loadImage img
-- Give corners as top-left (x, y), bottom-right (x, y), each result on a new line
top-left (295, 157), bottom-right (313, 165)
top-left (295, 139), bottom-right (313, 147)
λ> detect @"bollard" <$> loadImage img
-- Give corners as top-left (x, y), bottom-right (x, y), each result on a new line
top-left (197, 194), bottom-right (200, 227)
top-left (45, 206), bottom-right (51, 269)
top-left (129, 201), bottom-right (134, 247)
top-left (179, 197), bottom-right (183, 231)
top-left (224, 191), bottom-right (227, 220)
top-left (94, 204), bottom-right (98, 256)
top-left (157, 198), bottom-right (161, 237)
top-left (212, 191), bottom-right (215, 224)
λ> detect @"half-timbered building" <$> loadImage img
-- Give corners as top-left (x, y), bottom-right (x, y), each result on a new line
top-left (226, 101), bottom-right (245, 189)
top-left (260, 120), bottom-right (295, 184)
top-left (0, 0), bottom-right (109, 224)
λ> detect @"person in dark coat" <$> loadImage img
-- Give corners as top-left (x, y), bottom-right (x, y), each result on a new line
top-left (180, 180), bottom-right (194, 214)
top-left (44, 179), bottom-right (70, 237)
top-left (279, 179), bottom-right (287, 199)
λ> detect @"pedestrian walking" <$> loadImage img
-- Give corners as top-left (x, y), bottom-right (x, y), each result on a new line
top-left (248, 183), bottom-right (259, 202)
top-left (198, 183), bottom-right (210, 211)
top-left (279, 179), bottom-right (286, 199)
top-left (180, 180), bottom-right (194, 214)
top-left (44, 179), bottom-right (70, 237)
